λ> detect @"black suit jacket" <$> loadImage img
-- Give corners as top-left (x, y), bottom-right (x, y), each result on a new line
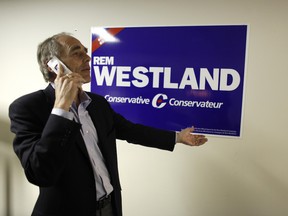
top-left (9, 84), bottom-right (176, 216)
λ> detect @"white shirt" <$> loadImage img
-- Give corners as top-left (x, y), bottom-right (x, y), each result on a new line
top-left (51, 90), bottom-right (113, 200)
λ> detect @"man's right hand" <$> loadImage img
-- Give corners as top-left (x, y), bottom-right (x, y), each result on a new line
top-left (53, 65), bottom-right (85, 111)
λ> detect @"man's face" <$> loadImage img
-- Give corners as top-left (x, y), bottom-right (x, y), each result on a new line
top-left (57, 35), bottom-right (91, 83)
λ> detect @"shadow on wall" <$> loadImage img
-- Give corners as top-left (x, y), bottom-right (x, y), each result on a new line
top-left (0, 117), bottom-right (14, 145)
top-left (0, 117), bottom-right (14, 216)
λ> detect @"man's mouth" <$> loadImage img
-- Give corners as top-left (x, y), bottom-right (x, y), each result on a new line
top-left (81, 66), bottom-right (91, 71)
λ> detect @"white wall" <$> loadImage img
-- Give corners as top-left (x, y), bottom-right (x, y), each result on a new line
top-left (1, 0), bottom-right (288, 215)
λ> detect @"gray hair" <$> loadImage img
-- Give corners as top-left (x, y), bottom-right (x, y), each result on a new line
top-left (37, 32), bottom-right (71, 82)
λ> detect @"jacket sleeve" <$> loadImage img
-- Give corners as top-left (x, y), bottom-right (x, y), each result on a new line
top-left (9, 96), bottom-right (81, 187)
top-left (113, 110), bottom-right (176, 151)
top-left (87, 92), bottom-right (176, 152)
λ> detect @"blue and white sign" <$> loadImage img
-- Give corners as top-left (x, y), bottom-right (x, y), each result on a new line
top-left (91, 25), bottom-right (248, 137)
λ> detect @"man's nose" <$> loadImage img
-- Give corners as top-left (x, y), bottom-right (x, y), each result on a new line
top-left (84, 53), bottom-right (91, 63)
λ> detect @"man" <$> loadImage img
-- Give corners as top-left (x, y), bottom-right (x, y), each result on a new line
top-left (9, 33), bottom-right (208, 216)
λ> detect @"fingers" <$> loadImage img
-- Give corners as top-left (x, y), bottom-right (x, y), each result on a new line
top-left (188, 126), bottom-right (195, 133)
top-left (57, 63), bottom-right (64, 77)
top-left (54, 69), bottom-right (84, 109)
top-left (64, 73), bottom-right (85, 85)
top-left (193, 135), bottom-right (208, 146)
top-left (54, 62), bottom-right (85, 83)
top-left (179, 126), bottom-right (208, 147)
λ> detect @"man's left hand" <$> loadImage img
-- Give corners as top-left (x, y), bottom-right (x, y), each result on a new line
top-left (176, 127), bottom-right (208, 147)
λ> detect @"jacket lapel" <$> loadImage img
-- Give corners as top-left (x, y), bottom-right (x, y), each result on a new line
top-left (86, 99), bottom-right (105, 151)
top-left (43, 84), bottom-right (91, 160)
top-left (43, 84), bottom-right (55, 112)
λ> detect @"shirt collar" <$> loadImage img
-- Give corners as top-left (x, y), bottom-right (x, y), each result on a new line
top-left (78, 91), bottom-right (92, 109)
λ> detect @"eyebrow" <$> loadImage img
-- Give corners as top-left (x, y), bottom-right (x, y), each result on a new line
top-left (69, 45), bottom-right (88, 53)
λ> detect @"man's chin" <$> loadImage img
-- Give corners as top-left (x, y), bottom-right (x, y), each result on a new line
top-left (83, 77), bottom-right (91, 84)
top-left (80, 72), bottom-right (91, 83)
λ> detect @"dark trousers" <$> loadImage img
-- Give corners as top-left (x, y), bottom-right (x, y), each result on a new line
top-left (96, 202), bottom-right (115, 216)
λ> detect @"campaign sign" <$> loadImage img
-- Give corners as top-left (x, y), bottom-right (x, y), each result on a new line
top-left (90, 25), bottom-right (248, 137)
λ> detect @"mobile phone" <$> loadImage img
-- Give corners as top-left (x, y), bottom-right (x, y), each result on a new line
top-left (47, 56), bottom-right (72, 74)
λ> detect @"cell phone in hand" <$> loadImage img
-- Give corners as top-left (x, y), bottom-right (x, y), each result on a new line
top-left (47, 56), bottom-right (72, 74)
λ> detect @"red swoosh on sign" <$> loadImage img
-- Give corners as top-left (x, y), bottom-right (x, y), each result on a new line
top-left (92, 27), bottom-right (125, 53)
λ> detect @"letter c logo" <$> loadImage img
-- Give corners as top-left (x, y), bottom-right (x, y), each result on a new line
top-left (152, 94), bottom-right (168, 109)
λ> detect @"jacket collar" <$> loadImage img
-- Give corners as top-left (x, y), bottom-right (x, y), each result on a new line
top-left (43, 84), bottom-right (56, 108)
